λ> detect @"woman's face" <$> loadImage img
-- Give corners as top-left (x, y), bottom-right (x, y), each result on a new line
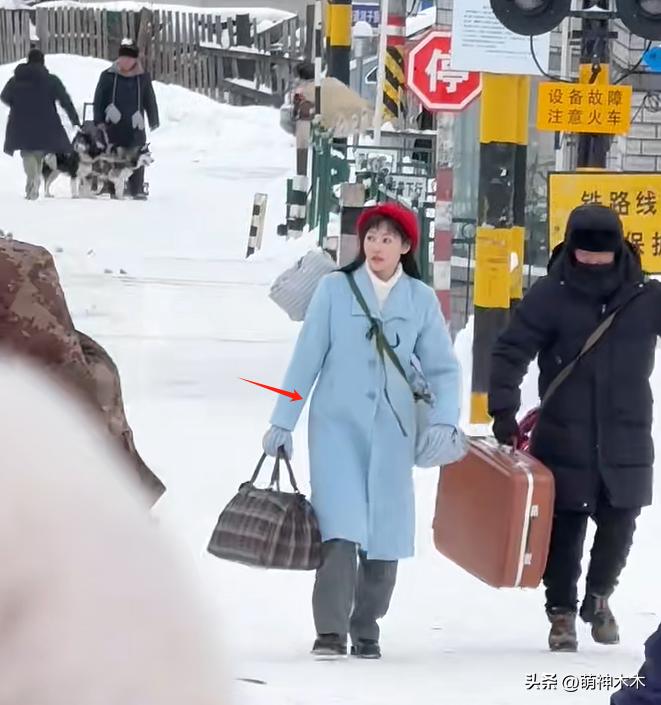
top-left (117, 56), bottom-right (137, 73)
top-left (363, 220), bottom-right (410, 278)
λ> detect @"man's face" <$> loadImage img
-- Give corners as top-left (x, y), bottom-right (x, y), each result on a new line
top-left (117, 56), bottom-right (137, 73)
top-left (574, 249), bottom-right (615, 266)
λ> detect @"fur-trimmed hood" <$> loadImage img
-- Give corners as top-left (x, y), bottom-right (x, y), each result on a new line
top-left (107, 60), bottom-right (146, 77)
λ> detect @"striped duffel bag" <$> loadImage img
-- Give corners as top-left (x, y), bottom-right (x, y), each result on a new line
top-left (268, 248), bottom-right (336, 321)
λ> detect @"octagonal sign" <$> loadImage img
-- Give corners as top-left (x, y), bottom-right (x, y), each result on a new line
top-left (407, 30), bottom-right (482, 112)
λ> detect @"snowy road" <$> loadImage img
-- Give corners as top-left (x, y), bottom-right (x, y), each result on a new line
top-left (1, 56), bottom-right (660, 705)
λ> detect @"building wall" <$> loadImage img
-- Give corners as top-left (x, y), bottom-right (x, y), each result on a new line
top-left (610, 21), bottom-right (661, 173)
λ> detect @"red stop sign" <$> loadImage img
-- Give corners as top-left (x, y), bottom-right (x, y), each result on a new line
top-left (407, 30), bottom-right (482, 112)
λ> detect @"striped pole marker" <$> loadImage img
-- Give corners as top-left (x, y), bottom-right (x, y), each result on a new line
top-left (338, 182), bottom-right (365, 266)
top-left (470, 74), bottom-right (530, 426)
top-left (246, 193), bottom-right (267, 257)
top-left (383, 0), bottom-right (405, 122)
top-left (314, 0), bottom-right (322, 116)
top-left (434, 110), bottom-right (454, 323)
top-left (510, 81), bottom-right (529, 311)
top-left (434, 165), bottom-right (452, 322)
top-left (286, 176), bottom-right (308, 239)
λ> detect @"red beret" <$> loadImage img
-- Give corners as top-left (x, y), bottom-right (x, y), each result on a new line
top-left (356, 202), bottom-right (420, 252)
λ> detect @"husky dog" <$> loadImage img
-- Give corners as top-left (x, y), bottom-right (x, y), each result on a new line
top-left (95, 144), bottom-right (154, 200)
top-left (43, 130), bottom-right (153, 200)
top-left (43, 128), bottom-right (108, 199)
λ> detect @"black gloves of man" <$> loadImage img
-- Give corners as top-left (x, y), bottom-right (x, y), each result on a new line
top-left (492, 413), bottom-right (520, 447)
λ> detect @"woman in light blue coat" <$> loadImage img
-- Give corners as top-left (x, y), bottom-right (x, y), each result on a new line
top-left (262, 202), bottom-right (465, 659)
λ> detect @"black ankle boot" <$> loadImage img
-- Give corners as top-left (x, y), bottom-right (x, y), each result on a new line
top-left (547, 607), bottom-right (578, 652)
top-left (580, 593), bottom-right (619, 644)
top-left (311, 633), bottom-right (347, 658)
top-left (351, 638), bottom-right (381, 659)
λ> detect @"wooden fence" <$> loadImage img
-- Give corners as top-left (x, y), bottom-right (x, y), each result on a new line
top-left (0, 10), bottom-right (31, 66)
top-left (0, 6), bottom-right (304, 105)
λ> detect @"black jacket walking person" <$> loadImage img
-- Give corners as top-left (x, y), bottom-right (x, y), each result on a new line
top-left (488, 204), bottom-right (661, 652)
top-left (93, 39), bottom-right (159, 199)
top-left (611, 619), bottom-right (661, 704)
top-left (1, 49), bottom-right (80, 200)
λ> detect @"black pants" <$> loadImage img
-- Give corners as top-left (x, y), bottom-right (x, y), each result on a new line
top-left (127, 166), bottom-right (144, 196)
top-left (543, 489), bottom-right (640, 612)
top-left (312, 539), bottom-right (398, 643)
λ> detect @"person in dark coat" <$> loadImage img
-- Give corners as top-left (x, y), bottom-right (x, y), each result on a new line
top-left (611, 620), bottom-right (661, 704)
top-left (93, 39), bottom-right (159, 200)
top-left (488, 204), bottom-right (660, 652)
top-left (1, 49), bottom-right (80, 200)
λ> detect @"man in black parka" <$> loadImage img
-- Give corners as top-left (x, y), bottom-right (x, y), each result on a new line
top-left (488, 204), bottom-right (659, 652)
top-left (93, 39), bottom-right (159, 200)
top-left (611, 619), bottom-right (661, 704)
top-left (1, 49), bottom-right (80, 200)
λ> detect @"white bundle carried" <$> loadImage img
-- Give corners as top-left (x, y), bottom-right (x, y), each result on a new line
top-left (269, 248), bottom-right (337, 321)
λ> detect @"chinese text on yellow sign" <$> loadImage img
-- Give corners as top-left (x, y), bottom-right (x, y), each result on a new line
top-left (548, 172), bottom-right (661, 274)
top-left (537, 83), bottom-right (632, 134)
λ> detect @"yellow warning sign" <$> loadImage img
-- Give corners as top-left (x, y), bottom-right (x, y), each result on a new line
top-left (549, 172), bottom-right (661, 274)
top-left (537, 82), bottom-right (632, 135)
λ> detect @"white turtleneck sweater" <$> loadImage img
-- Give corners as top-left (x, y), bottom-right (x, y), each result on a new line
top-left (365, 262), bottom-right (403, 311)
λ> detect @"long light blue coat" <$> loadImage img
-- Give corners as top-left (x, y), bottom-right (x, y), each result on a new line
top-left (270, 265), bottom-right (461, 560)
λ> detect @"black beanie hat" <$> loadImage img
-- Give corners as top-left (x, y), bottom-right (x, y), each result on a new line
top-left (295, 61), bottom-right (314, 80)
top-left (564, 204), bottom-right (624, 253)
top-left (27, 48), bottom-right (44, 65)
top-left (118, 39), bottom-right (139, 58)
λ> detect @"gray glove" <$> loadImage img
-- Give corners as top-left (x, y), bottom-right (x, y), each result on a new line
top-left (415, 424), bottom-right (467, 468)
top-left (262, 425), bottom-right (293, 459)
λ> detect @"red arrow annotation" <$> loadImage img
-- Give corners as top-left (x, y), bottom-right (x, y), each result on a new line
top-left (240, 378), bottom-right (302, 402)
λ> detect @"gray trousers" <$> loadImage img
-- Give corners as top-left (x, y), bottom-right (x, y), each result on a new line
top-left (20, 150), bottom-right (45, 200)
top-left (312, 539), bottom-right (398, 643)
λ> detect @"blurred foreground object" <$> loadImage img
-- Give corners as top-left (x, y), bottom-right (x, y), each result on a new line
top-left (0, 235), bottom-right (165, 504)
top-left (0, 354), bottom-right (228, 705)
top-left (282, 77), bottom-right (374, 137)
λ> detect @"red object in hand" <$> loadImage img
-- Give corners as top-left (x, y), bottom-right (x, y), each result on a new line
top-left (516, 408), bottom-right (540, 452)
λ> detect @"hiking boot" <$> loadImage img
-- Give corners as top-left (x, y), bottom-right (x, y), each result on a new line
top-left (351, 639), bottom-right (381, 659)
top-left (547, 608), bottom-right (578, 652)
top-left (311, 633), bottom-right (347, 658)
top-left (580, 593), bottom-right (619, 644)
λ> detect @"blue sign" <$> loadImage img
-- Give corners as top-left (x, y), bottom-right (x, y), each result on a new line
top-left (643, 46), bottom-right (661, 72)
top-left (352, 3), bottom-right (380, 27)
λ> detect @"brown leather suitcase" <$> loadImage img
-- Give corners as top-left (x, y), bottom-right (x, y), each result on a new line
top-left (432, 438), bottom-right (555, 588)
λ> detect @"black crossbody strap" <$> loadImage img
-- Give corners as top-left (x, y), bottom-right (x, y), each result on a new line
top-left (540, 288), bottom-right (645, 409)
top-left (345, 273), bottom-right (412, 389)
top-left (345, 272), bottom-right (415, 436)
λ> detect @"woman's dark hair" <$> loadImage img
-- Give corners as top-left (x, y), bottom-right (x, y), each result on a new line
top-left (336, 214), bottom-right (422, 279)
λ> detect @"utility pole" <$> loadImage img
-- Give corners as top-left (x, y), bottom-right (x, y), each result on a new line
top-left (469, 74), bottom-right (529, 426)
top-left (373, 0), bottom-right (389, 144)
top-left (327, 0), bottom-right (352, 86)
top-left (555, 15), bottom-right (572, 172)
top-left (383, 0), bottom-right (406, 126)
top-left (373, 0), bottom-right (405, 143)
top-left (433, 0), bottom-right (453, 322)
top-left (576, 0), bottom-right (612, 169)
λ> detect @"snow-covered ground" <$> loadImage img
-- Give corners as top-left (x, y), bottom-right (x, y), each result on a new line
top-left (1, 55), bottom-right (660, 705)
